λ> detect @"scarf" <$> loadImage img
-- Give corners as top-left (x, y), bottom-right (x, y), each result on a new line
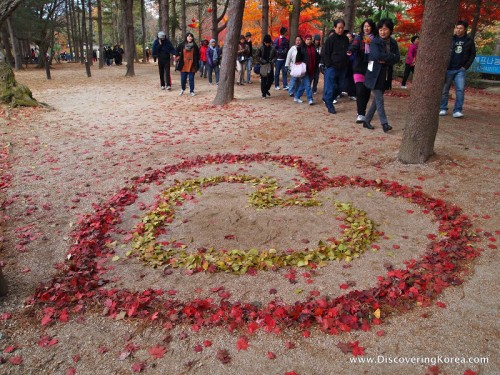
top-left (363, 33), bottom-right (374, 55)
top-left (382, 37), bottom-right (391, 54)
top-left (185, 42), bottom-right (194, 51)
top-left (209, 45), bottom-right (218, 61)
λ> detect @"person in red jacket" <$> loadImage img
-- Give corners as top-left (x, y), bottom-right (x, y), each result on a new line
top-left (199, 40), bottom-right (209, 78)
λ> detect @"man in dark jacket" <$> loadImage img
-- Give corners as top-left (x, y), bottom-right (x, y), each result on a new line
top-left (152, 31), bottom-right (178, 90)
top-left (439, 20), bottom-right (476, 118)
top-left (273, 27), bottom-right (290, 90)
top-left (321, 19), bottom-right (349, 114)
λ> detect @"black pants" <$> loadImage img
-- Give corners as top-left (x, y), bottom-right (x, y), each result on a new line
top-left (401, 63), bottom-right (414, 86)
top-left (158, 57), bottom-right (172, 87)
top-left (355, 82), bottom-right (371, 116)
top-left (260, 69), bottom-right (274, 97)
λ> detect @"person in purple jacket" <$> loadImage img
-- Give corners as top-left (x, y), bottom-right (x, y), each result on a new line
top-left (401, 35), bottom-right (419, 88)
top-left (206, 39), bottom-right (222, 85)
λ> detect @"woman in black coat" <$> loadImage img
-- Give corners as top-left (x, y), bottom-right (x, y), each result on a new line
top-left (363, 18), bottom-right (400, 132)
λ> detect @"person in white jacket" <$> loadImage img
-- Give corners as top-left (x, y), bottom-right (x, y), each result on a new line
top-left (285, 36), bottom-right (303, 97)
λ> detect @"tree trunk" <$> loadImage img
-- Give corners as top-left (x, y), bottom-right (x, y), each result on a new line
top-left (0, 0), bottom-right (24, 27)
top-left (0, 62), bottom-right (38, 106)
top-left (180, 0), bottom-right (186, 37)
top-left (211, 0), bottom-right (217, 41)
top-left (469, 0), bottom-right (481, 41)
top-left (213, 0), bottom-right (244, 106)
top-left (97, 0), bottom-right (104, 68)
top-left (170, 0), bottom-right (176, 41)
top-left (6, 17), bottom-right (22, 70)
top-left (197, 1), bottom-right (202, 42)
top-left (70, 0), bottom-right (79, 61)
top-left (289, 0), bottom-right (300, 42)
top-left (121, 0), bottom-right (135, 76)
top-left (88, 0), bottom-right (93, 65)
top-left (261, 0), bottom-right (269, 37)
top-left (1, 29), bottom-right (15, 67)
top-left (65, 0), bottom-right (74, 62)
top-left (140, 0), bottom-right (146, 62)
top-left (81, 0), bottom-right (91, 77)
top-left (398, 0), bottom-right (460, 164)
top-left (159, 0), bottom-right (168, 36)
top-left (343, 0), bottom-right (357, 32)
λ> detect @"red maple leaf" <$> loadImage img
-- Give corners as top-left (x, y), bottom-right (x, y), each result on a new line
top-left (9, 356), bottom-right (23, 365)
top-left (236, 336), bottom-right (249, 351)
top-left (131, 361), bottom-right (146, 372)
top-left (463, 370), bottom-right (477, 375)
top-left (66, 367), bottom-right (77, 375)
top-left (267, 351), bottom-right (276, 359)
top-left (351, 341), bottom-right (365, 356)
top-left (149, 345), bottom-right (167, 359)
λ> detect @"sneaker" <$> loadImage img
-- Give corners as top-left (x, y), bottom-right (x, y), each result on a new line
top-left (401, 85), bottom-right (407, 89)
top-left (341, 92), bottom-right (347, 96)
top-left (266, 91), bottom-right (271, 97)
top-left (289, 92), bottom-right (294, 97)
top-left (356, 115), bottom-right (365, 123)
top-left (283, 86), bottom-right (289, 90)
top-left (349, 96), bottom-right (357, 101)
top-left (333, 99), bottom-right (338, 104)
top-left (262, 96), bottom-right (268, 99)
top-left (166, 86), bottom-right (171, 91)
top-left (161, 86), bottom-right (165, 90)
top-left (308, 100), bottom-right (314, 105)
top-left (294, 98), bottom-right (303, 103)
top-left (275, 86), bottom-right (280, 90)
top-left (452, 111), bottom-right (464, 118)
top-left (190, 92), bottom-right (195, 97)
top-left (179, 89), bottom-right (184, 96)
top-left (439, 110), bottom-right (447, 116)
top-left (313, 91), bottom-right (317, 95)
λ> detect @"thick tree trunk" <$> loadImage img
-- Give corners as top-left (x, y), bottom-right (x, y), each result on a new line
top-left (213, 0), bottom-right (244, 106)
top-left (261, 0), bottom-right (269, 37)
top-left (121, 0), bottom-right (135, 76)
top-left (6, 18), bottom-right (22, 70)
top-left (0, 62), bottom-right (38, 106)
top-left (159, 0), bottom-right (168, 36)
top-left (398, 0), bottom-right (460, 164)
top-left (1, 30), bottom-right (15, 66)
top-left (170, 0), bottom-right (176, 41)
top-left (289, 0), bottom-right (300, 42)
top-left (343, 0), bottom-right (357, 32)
top-left (97, 0), bottom-right (104, 68)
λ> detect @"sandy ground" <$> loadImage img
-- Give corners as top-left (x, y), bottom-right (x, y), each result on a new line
top-left (0, 62), bottom-right (499, 375)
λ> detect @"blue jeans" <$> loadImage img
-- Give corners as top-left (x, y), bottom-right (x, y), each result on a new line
top-left (199, 61), bottom-right (207, 77)
top-left (440, 69), bottom-right (465, 113)
top-left (246, 58), bottom-right (252, 82)
top-left (180, 72), bottom-right (195, 93)
top-left (274, 59), bottom-right (288, 88)
top-left (207, 65), bottom-right (219, 84)
top-left (288, 75), bottom-right (300, 96)
top-left (323, 67), bottom-right (346, 109)
top-left (296, 75), bottom-right (313, 102)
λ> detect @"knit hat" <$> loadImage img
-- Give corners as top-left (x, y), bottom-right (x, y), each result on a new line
top-left (209, 38), bottom-right (215, 44)
top-left (245, 32), bottom-right (251, 37)
top-left (280, 27), bottom-right (287, 35)
top-left (305, 34), bottom-right (312, 39)
top-left (263, 34), bottom-right (272, 44)
top-left (313, 34), bottom-right (321, 41)
top-left (239, 34), bottom-right (245, 40)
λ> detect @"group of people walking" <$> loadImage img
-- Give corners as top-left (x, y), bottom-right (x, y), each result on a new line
top-left (151, 18), bottom-right (476, 129)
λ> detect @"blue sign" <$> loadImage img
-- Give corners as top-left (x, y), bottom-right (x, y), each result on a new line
top-left (470, 55), bottom-right (500, 75)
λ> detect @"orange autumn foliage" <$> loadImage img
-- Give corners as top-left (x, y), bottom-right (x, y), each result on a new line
top-left (242, 0), bottom-right (323, 45)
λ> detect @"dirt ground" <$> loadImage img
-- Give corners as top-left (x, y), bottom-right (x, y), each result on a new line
top-left (0, 62), bottom-right (499, 375)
